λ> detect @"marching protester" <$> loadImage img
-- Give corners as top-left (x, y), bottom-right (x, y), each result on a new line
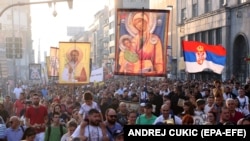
top-left (44, 112), bottom-right (67, 141)
top-left (60, 119), bottom-right (78, 141)
top-left (25, 93), bottom-right (48, 141)
top-left (4, 116), bottom-right (25, 141)
top-left (21, 127), bottom-right (36, 141)
top-left (0, 75), bottom-right (249, 140)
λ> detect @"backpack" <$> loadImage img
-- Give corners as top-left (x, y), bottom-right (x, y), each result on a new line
top-left (47, 125), bottom-right (64, 141)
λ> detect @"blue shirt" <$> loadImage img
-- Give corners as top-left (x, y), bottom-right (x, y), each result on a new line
top-left (41, 88), bottom-right (48, 98)
top-left (106, 122), bottom-right (123, 141)
top-left (5, 126), bottom-right (25, 141)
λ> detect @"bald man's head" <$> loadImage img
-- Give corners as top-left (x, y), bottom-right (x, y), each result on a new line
top-left (10, 116), bottom-right (19, 122)
top-left (161, 103), bottom-right (171, 119)
top-left (9, 116), bottom-right (21, 129)
top-left (161, 103), bottom-right (170, 109)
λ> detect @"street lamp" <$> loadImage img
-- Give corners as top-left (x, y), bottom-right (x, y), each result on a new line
top-left (0, 0), bottom-right (73, 17)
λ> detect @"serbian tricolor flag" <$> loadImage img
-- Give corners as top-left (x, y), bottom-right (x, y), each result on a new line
top-left (182, 40), bottom-right (226, 74)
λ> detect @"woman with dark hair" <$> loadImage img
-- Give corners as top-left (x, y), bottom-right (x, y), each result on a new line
top-left (21, 127), bottom-right (36, 141)
top-left (127, 110), bottom-right (138, 125)
top-left (70, 109), bottom-right (81, 124)
top-left (180, 100), bottom-right (195, 118)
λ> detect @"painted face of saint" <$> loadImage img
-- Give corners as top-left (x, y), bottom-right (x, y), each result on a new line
top-left (133, 18), bottom-right (148, 32)
top-left (70, 50), bottom-right (79, 63)
top-left (123, 39), bottom-right (131, 48)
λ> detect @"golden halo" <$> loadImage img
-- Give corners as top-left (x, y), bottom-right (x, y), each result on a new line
top-left (66, 46), bottom-right (83, 64)
top-left (125, 12), bottom-right (157, 37)
top-left (119, 34), bottom-right (133, 52)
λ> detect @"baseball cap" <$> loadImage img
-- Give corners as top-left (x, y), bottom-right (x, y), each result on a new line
top-left (196, 99), bottom-right (206, 106)
top-left (140, 103), bottom-right (146, 107)
top-left (113, 129), bottom-right (124, 138)
top-left (144, 103), bottom-right (153, 109)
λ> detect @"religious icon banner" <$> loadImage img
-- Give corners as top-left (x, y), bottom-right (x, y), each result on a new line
top-left (114, 8), bottom-right (170, 77)
top-left (49, 47), bottom-right (59, 77)
top-left (58, 42), bottom-right (91, 84)
top-left (29, 63), bottom-right (41, 80)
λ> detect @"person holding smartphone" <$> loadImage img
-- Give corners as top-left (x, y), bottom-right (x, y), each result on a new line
top-left (71, 109), bottom-right (109, 141)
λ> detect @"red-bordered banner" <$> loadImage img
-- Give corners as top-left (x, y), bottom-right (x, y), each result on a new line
top-left (114, 8), bottom-right (170, 77)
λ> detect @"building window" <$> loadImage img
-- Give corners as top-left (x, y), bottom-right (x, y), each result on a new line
top-left (104, 31), bottom-right (109, 38)
top-left (192, 0), bottom-right (198, 17)
top-left (181, 8), bottom-right (186, 23)
top-left (205, 0), bottom-right (211, 13)
top-left (5, 37), bottom-right (22, 59)
top-left (192, 3), bottom-right (198, 17)
top-left (216, 28), bottom-right (222, 44)
top-left (195, 33), bottom-right (200, 41)
top-left (220, 0), bottom-right (224, 8)
top-left (109, 9), bottom-right (114, 16)
top-left (109, 21), bottom-right (114, 29)
top-left (188, 34), bottom-right (194, 40)
top-left (109, 34), bottom-right (115, 41)
top-left (104, 19), bottom-right (109, 24)
top-left (201, 31), bottom-right (207, 43)
top-left (109, 46), bottom-right (115, 53)
top-left (208, 30), bottom-right (213, 44)
top-left (238, 0), bottom-right (247, 4)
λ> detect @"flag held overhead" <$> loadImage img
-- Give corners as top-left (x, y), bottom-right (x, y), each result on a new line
top-left (182, 40), bottom-right (226, 74)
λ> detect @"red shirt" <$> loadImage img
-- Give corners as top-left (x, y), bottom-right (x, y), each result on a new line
top-left (14, 99), bottom-right (25, 117)
top-left (26, 105), bottom-right (48, 133)
top-left (230, 110), bottom-right (244, 124)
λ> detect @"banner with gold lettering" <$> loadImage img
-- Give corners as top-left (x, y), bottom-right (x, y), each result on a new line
top-left (114, 9), bottom-right (169, 77)
top-left (58, 42), bottom-right (90, 84)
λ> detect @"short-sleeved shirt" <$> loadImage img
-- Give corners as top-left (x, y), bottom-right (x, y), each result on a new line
top-left (44, 125), bottom-right (67, 141)
top-left (25, 105), bottom-right (48, 133)
top-left (153, 114), bottom-right (182, 125)
top-left (136, 114), bottom-right (157, 125)
top-left (71, 125), bottom-right (106, 141)
top-left (5, 126), bottom-right (24, 141)
top-left (79, 102), bottom-right (101, 120)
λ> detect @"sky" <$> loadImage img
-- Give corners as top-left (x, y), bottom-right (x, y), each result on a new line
top-left (30, 0), bottom-right (106, 63)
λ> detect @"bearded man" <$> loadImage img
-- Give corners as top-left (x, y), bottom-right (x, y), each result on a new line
top-left (25, 93), bottom-right (48, 141)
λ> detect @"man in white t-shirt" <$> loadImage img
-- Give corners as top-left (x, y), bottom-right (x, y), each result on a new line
top-left (237, 87), bottom-right (250, 116)
top-left (71, 109), bottom-right (109, 141)
top-left (13, 84), bottom-right (23, 100)
top-left (204, 96), bottom-right (214, 114)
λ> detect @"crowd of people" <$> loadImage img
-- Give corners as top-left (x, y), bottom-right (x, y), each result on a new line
top-left (0, 76), bottom-right (249, 141)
